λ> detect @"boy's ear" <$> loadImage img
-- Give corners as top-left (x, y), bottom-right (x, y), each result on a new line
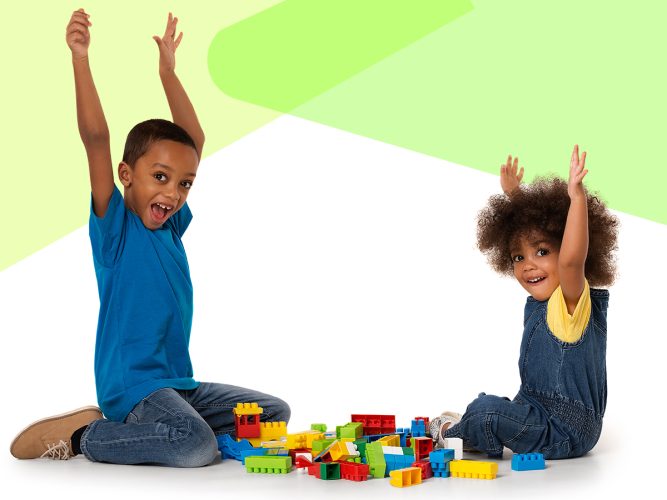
top-left (118, 162), bottom-right (132, 187)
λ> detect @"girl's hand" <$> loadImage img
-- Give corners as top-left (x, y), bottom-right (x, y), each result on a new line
top-left (153, 12), bottom-right (183, 74)
top-left (500, 155), bottom-right (524, 196)
top-left (66, 9), bottom-right (92, 60)
top-left (568, 144), bottom-right (588, 199)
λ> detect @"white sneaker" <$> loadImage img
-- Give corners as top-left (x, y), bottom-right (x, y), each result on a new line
top-left (428, 411), bottom-right (462, 448)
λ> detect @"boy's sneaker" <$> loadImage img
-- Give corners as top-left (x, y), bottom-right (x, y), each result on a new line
top-left (428, 411), bottom-right (462, 449)
top-left (10, 406), bottom-right (103, 460)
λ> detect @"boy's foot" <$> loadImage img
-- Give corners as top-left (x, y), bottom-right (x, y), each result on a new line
top-left (10, 406), bottom-right (103, 459)
top-left (428, 411), bottom-right (462, 448)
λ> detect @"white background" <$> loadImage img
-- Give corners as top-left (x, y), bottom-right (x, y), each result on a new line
top-left (1, 116), bottom-right (664, 498)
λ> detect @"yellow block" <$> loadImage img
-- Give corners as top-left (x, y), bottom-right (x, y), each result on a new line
top-left (390, 467), bottom-right (422, 488)
top-left (305, 431), bottom-right (325, 448)
top-left (285, 432), bottom-right (308, 450)
top-left (450, 460), bottom-right (498, 480)
top-left (377, 435), bottom-right (400, 447)
top-left (233, 402), bottom-right (264, 416)
top-left (329, 441), bottom-right (359, 461)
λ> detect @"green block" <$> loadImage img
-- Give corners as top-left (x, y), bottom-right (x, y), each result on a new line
top-left (339, 422), bottom-right (363, 439)
top-left (365, 442), bottom-right (386, 479)
top-left (320, 462), bottom-right (341, 480)
top-left (245, 455), bottom-right (293, 474)
top-left (311, 423), bottom-right (327, 433)
top-left (312, 438), bottom-right (335, 452)
top-left (402, 447), bottom-right (415, 456)
top-left (354, 440), bottom-right (368, 459)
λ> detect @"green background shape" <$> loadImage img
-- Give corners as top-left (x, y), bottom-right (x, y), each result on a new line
top-left (2, 0), bottom-right (666, 271)
top-left (209, 0), bottom-right (473, 111)
top-left (209, 0), bottom-right (666, 225)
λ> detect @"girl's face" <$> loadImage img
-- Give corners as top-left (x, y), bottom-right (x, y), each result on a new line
top-left (510, 233), bottom-right (560, 301)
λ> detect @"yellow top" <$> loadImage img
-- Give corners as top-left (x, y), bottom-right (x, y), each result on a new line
top-left (546, 280), bottom-right (591, 343)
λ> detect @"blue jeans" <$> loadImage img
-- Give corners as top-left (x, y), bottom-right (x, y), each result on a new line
top-left (444, 392), bottom-right (571, 459)
top-left (80, 383), bottom-right (291, 467)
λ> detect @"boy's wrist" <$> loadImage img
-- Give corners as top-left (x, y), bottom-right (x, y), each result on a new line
top-left (72, 54), bottom-right (90, 63)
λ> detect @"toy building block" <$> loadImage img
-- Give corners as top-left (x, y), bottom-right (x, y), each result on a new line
top-left (340, 461), bottom-right (370, 481)
top-left (390, 467), bottom-right (422, 488)
top-left (365, 441), bottom-right (387, 479)
top-left (411, 437), bottom-right (433, 462)
top-left (290, 449), bottom-right (312, 460)
top-left (385, 454), bottom-right (415, 474)
top-left (233, 402), bottom-right (263, 440)
top-left (245, 455), bottom-right (292, 474)
top-left (329, 440), bottom-right (360, 461)
top-left (411, 419), bottom-right (426, 437)
top-left (377, 435), bottom-right (400, 447)
top-left (414, 416), bottom-right (430, 428)
top-left (216, 434), bottom-right (253, 461)
top-left (441, 438), bottom-right (463, 459)
top-left (395, 428), bottom-right (409, 447)
top-left (351, 414), bottom-right (395, 436)
top-left (285, 432), bottom-right (308, 450)
top-left (295, 455), bottom-right (313, 471)
top-left (311, 423), bottom-right (327, 433)
top-left (247, 421), bottom-right (288, 447)
top-left (511, 453), bottom-right (545, 471)
top-left (307, 463), bottom-right (322, 479)
top-left (337, 422), bottom-right (364, 439)
top-left (449, 460), bottom-right (498, 480)
top-left (319, 462), bottom-right (341, 480)
top-left (240, 448), bottom-right (268, 465)
top-left (312, 438), bottom-right (335, 453)
top-left (430, 449), bottom-right (455, 478)
top-left (305, 431), bottom-right (325, 449)
top-left (412, 460), bottom-right (433, 480)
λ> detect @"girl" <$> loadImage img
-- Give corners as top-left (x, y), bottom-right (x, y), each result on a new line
top-left (430, 146), bottom-right (618, 459)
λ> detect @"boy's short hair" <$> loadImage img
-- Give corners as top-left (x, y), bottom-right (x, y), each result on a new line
top-left (122, 118), bottom-right (198, 167)
top-left (476, 176), bottom-right (619, 287)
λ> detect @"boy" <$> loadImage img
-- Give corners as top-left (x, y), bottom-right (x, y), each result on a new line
top-left (10, 9), bottom-right (290, 467)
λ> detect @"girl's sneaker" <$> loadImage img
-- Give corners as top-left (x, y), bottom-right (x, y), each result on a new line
top-left (428, 411), bottom-right (462, 449)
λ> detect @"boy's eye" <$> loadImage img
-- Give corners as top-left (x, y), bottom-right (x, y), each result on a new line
top-left (181, 180), bottom-right (193, 189)
top-left (537, 248), bottom-right (550, 257)
top-left (154, 173), bottom-right (167, 182)
top-left (512, 255), bottom-right (523, 263)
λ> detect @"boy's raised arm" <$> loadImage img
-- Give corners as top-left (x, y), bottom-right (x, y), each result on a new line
top-left (558, 145), bottom-right (589, 313)
top-left (66, 9), bottom-right (114, 217)
top-left (153, 13), bottom-right (205, 158)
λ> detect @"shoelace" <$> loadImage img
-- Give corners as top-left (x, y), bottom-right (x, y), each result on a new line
top-left (40, 440), bottom-right (72, 460)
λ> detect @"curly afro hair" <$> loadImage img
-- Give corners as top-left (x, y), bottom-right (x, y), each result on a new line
top-left (477, 177), bottom-right (619, 287)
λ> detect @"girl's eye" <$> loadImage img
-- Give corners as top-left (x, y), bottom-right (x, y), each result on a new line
top-left (537, 248), bottom-right (550, 257)
top-left (154, 173), bottom-right (167, 182)
top-left (181, 181), bottom-right (193, 189)
top-left (512, 255), bottom-right (523, 263)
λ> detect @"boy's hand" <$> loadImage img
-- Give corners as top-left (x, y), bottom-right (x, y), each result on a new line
top-left (500, 155), bottom-right (524, 196)
top-left (568, 144), bottom-right (588, 199)
top-left (153, 12), bottom-right (183, 74)
top-left (66, 8), bottom-right (92, 60)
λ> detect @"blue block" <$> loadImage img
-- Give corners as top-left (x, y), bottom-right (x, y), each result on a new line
top-left (411, 420), bottom-right (426, 437)
top-left (429, 449), bottom-right (455, 464)
top-left (216, 434), bottom-right (253, 461)
top-left (433, 461), bottom-right (450, 478)
top-left (512, 453), bottom-right (545, 471)
top-left (240, 448), bottom-right (268, 464)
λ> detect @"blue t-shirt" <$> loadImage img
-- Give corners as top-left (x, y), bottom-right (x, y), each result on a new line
top-left (89, 186), bottom-right (199, 421)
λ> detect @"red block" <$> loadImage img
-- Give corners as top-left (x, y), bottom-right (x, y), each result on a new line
top-left (308, 463), bottom-right (321, 478)
top-left (413, 437), bottom-right (433, 462)
top-left (412, 460), bottom-right (433, 480)
top-left (295, 456), bottom-right (313, 469)
top-left (340, 461), bottom-right (370, 482)
top-left (235, 413), bottom-right (260, 439)
top-left (351, 414), bottom-right (396, 436)
top-left (414, 416), bottom-right (430, 428)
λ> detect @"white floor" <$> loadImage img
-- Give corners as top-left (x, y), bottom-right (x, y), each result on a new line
top-left (2, 116), bottom-right (664, 498)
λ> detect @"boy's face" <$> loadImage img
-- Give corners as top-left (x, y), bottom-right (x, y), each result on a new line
top-left (510, 232), bottom-right (561, 301)
top-left (119, 140), bottom-right (199, 230)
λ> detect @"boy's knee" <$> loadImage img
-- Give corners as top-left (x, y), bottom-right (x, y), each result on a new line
top-left (265, 397), bottom-right (291, 424)
top-left (172, 418), bottom-right (218, 468)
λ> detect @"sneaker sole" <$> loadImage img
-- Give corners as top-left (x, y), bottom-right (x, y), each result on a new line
top-left (10, 406), bottom-right (103, 459)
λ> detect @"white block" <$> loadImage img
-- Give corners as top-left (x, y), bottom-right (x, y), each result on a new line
top-left (442, 438), bottom-right (463, 459)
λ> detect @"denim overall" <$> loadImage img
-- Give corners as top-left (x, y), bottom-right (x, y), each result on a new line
top-left (445, 288), bottom-right (609, 459)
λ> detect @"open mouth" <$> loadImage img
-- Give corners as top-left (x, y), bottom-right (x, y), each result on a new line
top-left (150, 202), bottom-right (174, 224)
top-left (526, 276), bottom-right (546, 285)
